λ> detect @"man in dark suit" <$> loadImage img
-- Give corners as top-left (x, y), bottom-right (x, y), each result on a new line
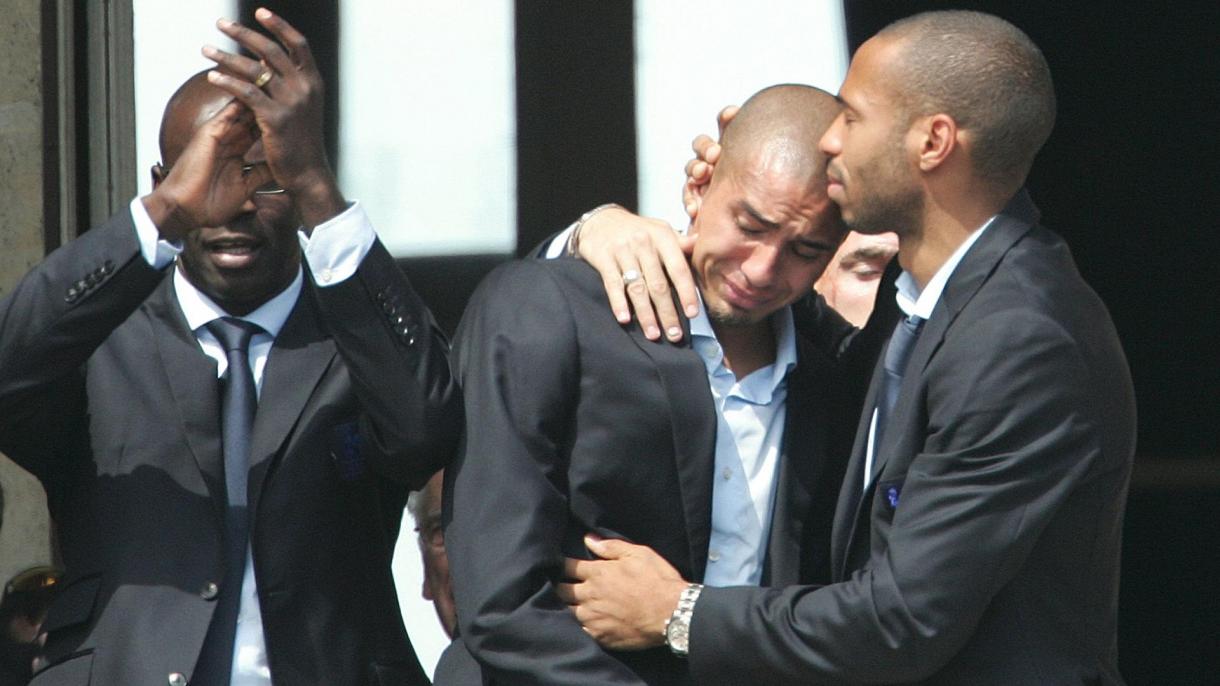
top-left (0, 10), bottom-right (457, 685)
top-left (559, 10), bottom-right (1136, 684)
top-left (444, 85), bottom-right (854, 684)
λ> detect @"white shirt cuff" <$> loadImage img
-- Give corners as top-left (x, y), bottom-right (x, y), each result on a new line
top-left (544, 224), bottom-right (577, 259)
top-left (299, 200), bottom-right (376, 287)
top-left (130, 197), bottom-right (183, 270)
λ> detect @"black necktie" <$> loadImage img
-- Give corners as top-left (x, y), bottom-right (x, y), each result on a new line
top-left (872, 314), bottom-right (924, 477)
top-left (195, 316), bottom-right (261, 685)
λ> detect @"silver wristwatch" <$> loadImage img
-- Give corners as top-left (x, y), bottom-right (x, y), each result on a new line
top-left (664, 583), bottom-right (703, 657)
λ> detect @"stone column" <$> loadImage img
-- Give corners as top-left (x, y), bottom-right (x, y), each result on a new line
top-left (0, 0), bottom-right (56, 589)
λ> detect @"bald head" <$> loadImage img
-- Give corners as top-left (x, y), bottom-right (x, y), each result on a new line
top-left (876, 11), bottom-right (1056, 192)
top-left (158, 71), bottom-right (233, 167)
top-left (716, 84), bottom-right (841, 191)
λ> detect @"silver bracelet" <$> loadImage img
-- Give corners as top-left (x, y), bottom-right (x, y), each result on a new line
top-left (566, 203), bottom-right (624, 258)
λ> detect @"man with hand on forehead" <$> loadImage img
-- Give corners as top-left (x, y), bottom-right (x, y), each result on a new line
top-left (0, 9), bottom-right (457, 685)
top-left (445, 84), bottom-right (855, 684)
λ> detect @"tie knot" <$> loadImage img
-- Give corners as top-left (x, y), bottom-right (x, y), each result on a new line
top-left (205, 317), bottom-right (261, 353)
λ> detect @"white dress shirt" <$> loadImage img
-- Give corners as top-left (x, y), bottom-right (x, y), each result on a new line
top-left (129, 196), bottom-right (376, 685)
top-left (862, 217), bottom-right (996, 488)
top-left (690, 301), bottom-right (798, 587)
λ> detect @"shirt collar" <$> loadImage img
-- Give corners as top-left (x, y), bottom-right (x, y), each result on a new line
top-left (689, 290), bottom-right (798, 400)
top-left (894, 215), bottom-right (996, 320)
top-left (173, 263), bottom-right (303, 338)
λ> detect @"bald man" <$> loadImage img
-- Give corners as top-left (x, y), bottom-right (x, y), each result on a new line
top-left (444, 84), bottom-right (853, 685)
top-left (0, 11), bottom-right (457, 685)
top-left (557, 10), bottom-right (1135, 685)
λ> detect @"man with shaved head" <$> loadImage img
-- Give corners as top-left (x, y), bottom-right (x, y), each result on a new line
top-left (0, 10), bottom-right (457, 685)
top-left (443, 84), bottom-right (853, 684)
top-left (558, 10), bottom-right (1135, 685)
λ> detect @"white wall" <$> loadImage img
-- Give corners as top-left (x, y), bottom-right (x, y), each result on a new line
top-left (339, 2), bottom-right (517, 257)
top-left (133, 0), bottom-right (238, 195)
top-left (634, 0), bottom-right (849, 230)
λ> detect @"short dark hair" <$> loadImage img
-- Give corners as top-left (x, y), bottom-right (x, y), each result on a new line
top-left (879, 11), bottom-right (1056, 191)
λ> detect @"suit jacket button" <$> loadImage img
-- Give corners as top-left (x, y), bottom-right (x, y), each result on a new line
top-left (200, 581), bottom-right (219, 600)
top-left (101, 260), bottom-right (114, 274)
top-left (168, 673), bottom-right (187, 686)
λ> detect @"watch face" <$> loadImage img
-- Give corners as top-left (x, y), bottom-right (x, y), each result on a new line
top-left (666, 616), bottom-right (690, 653)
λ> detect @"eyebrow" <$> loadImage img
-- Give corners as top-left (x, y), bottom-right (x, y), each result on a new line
top-left (741, 202), bottom-right (781, 231)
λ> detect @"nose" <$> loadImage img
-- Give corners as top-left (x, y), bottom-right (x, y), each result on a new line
top-left (740, 242), bottom-right (781, 289)
top-left (819, 113), bottom-right (844, 156)
top-left (239, 194), bottom-right (259, 214)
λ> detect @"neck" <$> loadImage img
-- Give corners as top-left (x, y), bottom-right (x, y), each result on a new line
top-left (897, 186), bottom-right (1003, 288)
top-left (711, 318), bottom-right (776, 380)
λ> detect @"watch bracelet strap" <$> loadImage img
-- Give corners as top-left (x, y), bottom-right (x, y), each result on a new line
top-left (665, 582), bottom-right (704, 654)
top-left (566, 203), bottom-right (624, 257)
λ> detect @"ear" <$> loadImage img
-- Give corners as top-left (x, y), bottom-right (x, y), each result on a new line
top-left (151, 163), bottom-right (167, 189)
top-left (685, 174), bottom-right (713, 235)
top-left (915, 113), bottom-right (958, 172)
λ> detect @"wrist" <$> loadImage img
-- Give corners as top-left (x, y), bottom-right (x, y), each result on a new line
top-left (664, 582), bottom-right (703, 656)
top-left (289, 168), bottom-right (346, 232)
top-left (567, 203), bottom-right (625, 258)
top-left (141, 191), bottom-right (190, 241)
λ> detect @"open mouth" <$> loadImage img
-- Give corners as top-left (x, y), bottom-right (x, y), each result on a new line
top-left (204, 235), bottom-right (264, 269)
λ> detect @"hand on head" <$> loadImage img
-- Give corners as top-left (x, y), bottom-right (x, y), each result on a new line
top-left (203, 7), bottom-right (345, 230)
top-left (142, 100), bottom-right (271, 241)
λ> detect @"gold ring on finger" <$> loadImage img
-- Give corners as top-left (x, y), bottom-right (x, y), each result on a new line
top-left (254, 70), bottom-right (274, 88)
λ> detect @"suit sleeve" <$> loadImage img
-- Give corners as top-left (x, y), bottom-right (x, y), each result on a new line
top-left (689, 307), bottom-right (1115, 684)
top-left (445, 260), bottom-right (645, 685)
top-left (307, 236), bottom-right (461, 489)
top-left (0, 209), bottom-right (166, 477)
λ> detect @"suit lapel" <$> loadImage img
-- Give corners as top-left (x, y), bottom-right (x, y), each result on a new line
top-left (247, 286), bottom-right (338, 518)
top-left (146, 277), bottom-right (226, 527)
top-left (831, 348), bottom-right (886, 580)
top-left (763, 339), bottom-right (826, 585)
top-left (834, 190), bottom-right (1041, 577)
top-left (627, 316), bottom-right (717, 581)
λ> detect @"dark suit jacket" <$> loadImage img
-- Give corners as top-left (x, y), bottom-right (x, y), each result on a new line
top-left (0, 209), bottom-right (461, 685)
top-left (688, 191), bottom-right (1137, 685)
top-left (443, 257), bottom-right (854, 684)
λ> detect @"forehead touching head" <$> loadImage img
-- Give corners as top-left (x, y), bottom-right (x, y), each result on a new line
top-left (876, 10), bottom-right (1056, 193)
top-left (690, 84), bottom-right (847, 327)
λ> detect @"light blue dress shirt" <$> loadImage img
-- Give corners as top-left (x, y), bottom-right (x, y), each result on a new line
top-left (690, 302), bottom-right (798, 587)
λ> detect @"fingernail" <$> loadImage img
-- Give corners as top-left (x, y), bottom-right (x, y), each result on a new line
top-left (201, 44), bottom-right (218, 57)
top-left (646, 326), bottom-right (660, 339)
top-left (255, 7), bottom-right (272, 20)
top-left (616, 311), bottom-right (630, 323)
top-left (667, 327), bottom-right (682, 340)
top-left (686, 305), bottom-right (699, 317)
top-left (218, 17), bottom-right (234, 28)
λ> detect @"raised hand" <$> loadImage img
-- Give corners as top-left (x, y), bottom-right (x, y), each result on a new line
top-left (203, 7), bottom-right (345, 230)
top-left (142, 101), bottom-right (270, 240)
top-left (575, 207), bottom-right (698, 342)
top-left (681, 105), bottom-right (738, 219)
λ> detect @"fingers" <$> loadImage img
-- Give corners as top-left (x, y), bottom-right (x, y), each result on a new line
top-left (662, 235), bottom-right (700, 319)
top-left (556, 581), bottom-right (578, 604)
top-left (716, 105), bottom-right (740, 137)
top-left (253, 7), bottom-right (317, 73)
top-left (612, 248), bottom-right (661, 340)
top-left (206, 69), bottom-right (273, 114)
top-left (214, 16), bottom-right (294, 79)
